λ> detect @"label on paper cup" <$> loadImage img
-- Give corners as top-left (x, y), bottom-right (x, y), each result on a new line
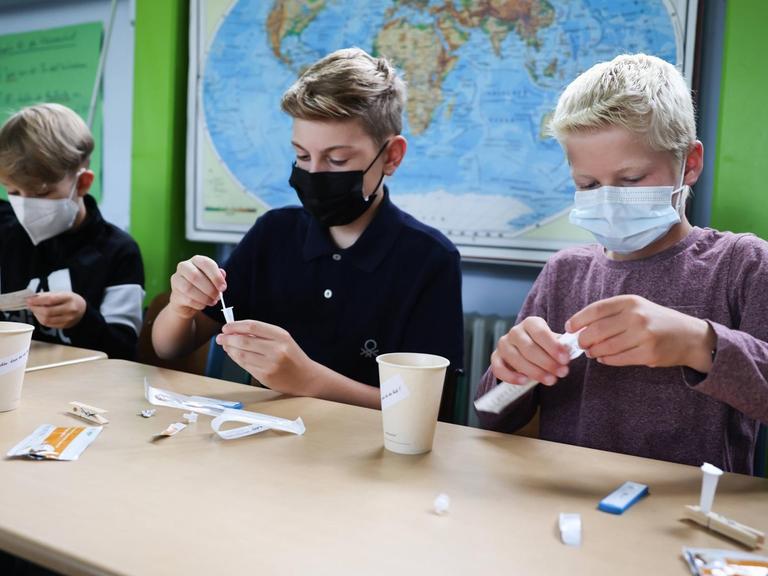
top-left (0, 347), bottom-right (29, 377)
top-left (380, 374), bottom-right (411, 410)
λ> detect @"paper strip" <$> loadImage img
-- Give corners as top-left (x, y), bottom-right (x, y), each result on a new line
top-left (211, 408), bottom-right (305, 440)
top-left (0, 289), bottom-right (34, 312)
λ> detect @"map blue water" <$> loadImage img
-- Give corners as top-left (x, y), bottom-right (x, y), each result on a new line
top-left (203, 0), bottom-right (678, 238)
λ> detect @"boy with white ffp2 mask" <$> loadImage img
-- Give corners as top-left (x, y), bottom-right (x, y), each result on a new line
top-left (0, 103), bottom-right (145, 360)
top-left (475, 54), bottom-right (768, 474)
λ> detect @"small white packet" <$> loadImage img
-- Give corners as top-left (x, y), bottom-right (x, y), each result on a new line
top-left (211, 408), bottom-right (305, 440)
top-left (475, 329), bottom-right (585, 414)
top-left (7, 424), bottom-right (102, 460)
top-left (154, 422), bottom-right (187, 439)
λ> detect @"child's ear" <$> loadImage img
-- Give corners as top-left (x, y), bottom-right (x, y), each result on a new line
top-left (383, 135), bottom-right (407, 176)
top-left (76, 170), bottom-right (95, 197)
top-left (683, 141), bottom-right (704, 187)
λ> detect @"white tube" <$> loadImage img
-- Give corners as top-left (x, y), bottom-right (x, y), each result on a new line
top-left (699, 462), bottom-right (724, 513)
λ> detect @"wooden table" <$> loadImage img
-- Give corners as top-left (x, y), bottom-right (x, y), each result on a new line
top-left (25, 341), bottom-right (107, 373)
top-left (0, 359), bottom-right (766, 576)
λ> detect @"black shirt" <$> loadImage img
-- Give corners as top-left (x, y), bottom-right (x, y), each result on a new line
top-left (0, 195), bottom-right (145, 360)
top-left (204, 190), bottom-right (464, 387)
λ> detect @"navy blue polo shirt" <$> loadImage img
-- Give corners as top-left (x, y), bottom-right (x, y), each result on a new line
top-left (203, 188), bottom-right (464, 387)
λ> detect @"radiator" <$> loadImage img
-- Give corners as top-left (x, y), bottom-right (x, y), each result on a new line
top-left (460, 313), bottom-right (515, 427)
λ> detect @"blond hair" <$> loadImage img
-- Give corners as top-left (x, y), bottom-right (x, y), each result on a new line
top-left (281, 48), bottom-right (406, 144)
top-left (0, 103), bottom-right (93, 192)
top-left (549, 54), bottom-right (696, 161)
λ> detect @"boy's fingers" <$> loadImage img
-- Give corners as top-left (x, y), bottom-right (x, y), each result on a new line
top-left (578, 316), bottom-right (628, 350)
top-left (595, 345), bottom-right (645, 367)
top-left (27, 293), bottom-right (67, 306)
top-left (525, 318), bottom-right (570, 364)
top-left (587, 331), bottom-right (642, 360)
top-left (566, 296), bottom-right (626, 332)
top-left (512, 331), bottom-right (564, 377)
top-left (190, 255), bottom-right (226, 291)
top-left (490, 352), bottom-right (527, 385)
top-left (221, 320), bottom-right (282, 340)
top-left (496, 340), bottom-right (557, 385)
top-left (177, 262), bottom-right (219, 301)
top-left (171, 271), bottom-right (218, 310)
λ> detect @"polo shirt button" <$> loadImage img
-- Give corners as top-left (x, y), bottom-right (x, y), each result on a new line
top-left (323, 289), bottom-right (333, 299)
top-left (332, 253), bottom-right (342, 261)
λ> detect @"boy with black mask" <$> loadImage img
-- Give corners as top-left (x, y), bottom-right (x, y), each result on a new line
top-left (153, 48), bottom-right (463, 410)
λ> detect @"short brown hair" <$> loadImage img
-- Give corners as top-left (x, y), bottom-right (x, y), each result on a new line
top-left (0, 103), bottom-right (94, 192)
top-left (280, 48), bottom-right (406, 144)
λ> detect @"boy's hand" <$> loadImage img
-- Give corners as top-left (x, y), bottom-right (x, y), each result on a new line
top-left (491, 316), bottom-right (572, 386)
top-left (27, 292), bottom-right (87, 329)
top-left (169, 255), bottom-right (226, 319)
top-left (216, 320), bottom-right (319, 397)
top-left (566, 295), bottom-right (715, 372)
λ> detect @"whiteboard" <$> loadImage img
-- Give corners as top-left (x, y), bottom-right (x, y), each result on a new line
top-left (187, 0), bottom-right (698, 263)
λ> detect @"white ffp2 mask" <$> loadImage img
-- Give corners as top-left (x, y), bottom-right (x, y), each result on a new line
top-left (8, 170), bottom-right (84, 246)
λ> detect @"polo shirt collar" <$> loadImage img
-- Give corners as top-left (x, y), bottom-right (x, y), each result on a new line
top-left (302, 187), bottom-right (403, 273)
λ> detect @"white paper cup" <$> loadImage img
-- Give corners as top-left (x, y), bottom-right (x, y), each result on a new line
top-left (0, 322), bottom-right (34, 412)
top-left (699, 462), bottom-right (724, 513)
top-left (376, 352), bottom-right (449, 455)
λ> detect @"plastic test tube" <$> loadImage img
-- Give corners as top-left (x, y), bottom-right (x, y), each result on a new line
top-left (220, 292), bottom-right (234, 324)
top-left (699, 462), bottom-right (724, 513)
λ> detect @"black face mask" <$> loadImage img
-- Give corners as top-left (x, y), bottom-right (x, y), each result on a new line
top-left (288, 141), bottom-right (389, 227)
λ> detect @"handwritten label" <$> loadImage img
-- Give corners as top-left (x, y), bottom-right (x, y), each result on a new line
top-left (380, 374), bottom-right (411, 410)
top-left (0, 347), bottom-right (29, 376)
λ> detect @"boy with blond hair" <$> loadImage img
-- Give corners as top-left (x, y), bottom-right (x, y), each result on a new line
top-left (476, 54), bottom-right (768, 474)
top-left (153, 48), bottom-right (463, 411)
top-left (0, 103), bottom-right (144, 359)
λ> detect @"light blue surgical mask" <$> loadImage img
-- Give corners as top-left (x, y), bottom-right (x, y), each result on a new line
top-left (569, 162), bottom-right (688, 254)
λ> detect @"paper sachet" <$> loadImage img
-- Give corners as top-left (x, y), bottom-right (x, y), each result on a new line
top-left (7, 424), bottom-right (102, 460)
top-left (683, 547), bottom-right (768, 575)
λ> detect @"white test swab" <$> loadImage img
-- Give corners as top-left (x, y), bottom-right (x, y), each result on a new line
top-left (220, 291), bottom-right (234, 324)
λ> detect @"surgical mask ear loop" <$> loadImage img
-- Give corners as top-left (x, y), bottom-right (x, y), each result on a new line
top-left (673, 157), bottom-right (688, 214)
top-left (69, 169), bottom-right (85, 201)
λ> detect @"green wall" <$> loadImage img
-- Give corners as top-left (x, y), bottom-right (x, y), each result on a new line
top-left (711, 0), bottom-right (768, 239)
top-left (711, 0), bottom-right (768, 476)
top-left (130, 0), bottom-right (213, 304)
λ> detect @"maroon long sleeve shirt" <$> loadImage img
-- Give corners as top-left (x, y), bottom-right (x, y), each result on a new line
top-left (475, 227), bottom-right (768, 474)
